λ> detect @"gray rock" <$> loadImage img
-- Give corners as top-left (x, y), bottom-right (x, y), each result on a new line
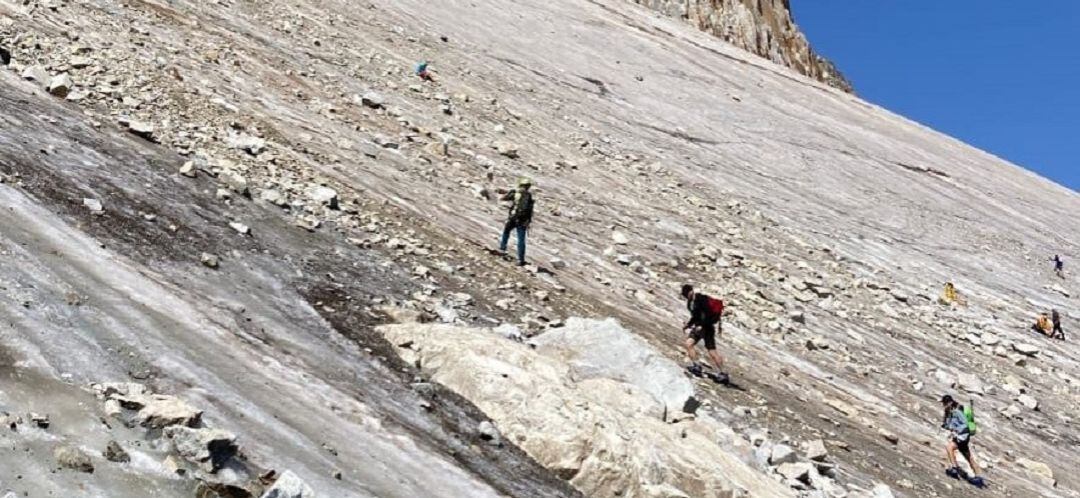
top-left (494, 142), bottom-right (520, 159)
top-left (434, 303), bottom-right (459, 324)
top-left (493, 324), bottom-right (523, 341)
top-left (550, 258), bottom-right (567, 270)
top-left (55, 445), bottom-right (94, 473)
top-left (1017, 394), bottom-right (1039, 410)
top-left (1012, 343), bottom-right (1039, 356)
top-left (776, 461), bottom-right (812, 484)
top-left (103, 440), bottom-right (130, 463)
top-left (532, 318), bottom-right (694, 416)
top-left (360, 91), bottom-right (385, 108)
top-left (871, 483), bottom-right (895, 498)
top-left (230, 221), bottom-right (251, 235)
top-left (125, 120), bottom-right (156, 140)
top-left (200, 253), bottom-right (220, 268)
top-left (373, 134), bottom-right (399, 149)
top-left (878, 429), bottom-right (899, 445)
top-left (261, 189), bottom-right (287, 206)
top-left (219, 171), bottom-right (250, 196)
top-left (29, 412), bottom-right (49, 429)
top-left (179, 161), bottom-right (198, 178)
top-left (611, 231), bottom-right (629, 245)
top-left (261, 470), bottom-right (316, 498)
top-left (136, 395), bottom-right (203, 428)
top-left (956, 372), bottom-right (985, 394)
top-left (806, 337), bottom-right (830, 351)
top-left (164, 426), bottom-right (238, 473)
top-left (227, 132), bottom-right (267, 155)
top-left (47, 73), bottom-right (73, 97)
top-left (307, 186), bottom-right (340, 209)
top-left (83, 198), bottom-right (104, 214)
top-left (1000, 404), bottom-right (1022, 418)
top-left (477, 420), bottom-right (501, 445)
top-left (789, 310), bottom-right (806, 324)
top-left (1015, 458), bottom-right (1055, 487)
top-left (769, 444), bottom-right (798, 465)
top-left (21, 65), bottom-right (49, 85)
top-left (805, 439), bottom-right (828, 461)
top-left (70, 56), bottom-right (93, 69)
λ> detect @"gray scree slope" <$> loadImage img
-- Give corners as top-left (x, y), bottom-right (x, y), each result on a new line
top-left (0, 0), bottom-right (1077, 497)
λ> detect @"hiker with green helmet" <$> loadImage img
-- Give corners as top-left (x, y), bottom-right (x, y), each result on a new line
top-left (940, 394), bottom-right (986, 488)
top-left (497, 178), bottom-right (534, 266)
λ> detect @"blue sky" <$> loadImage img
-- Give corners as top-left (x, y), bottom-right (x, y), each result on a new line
top-left (791, 2), bottom-right (1079, 191)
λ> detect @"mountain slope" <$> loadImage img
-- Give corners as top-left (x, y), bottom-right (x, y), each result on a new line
top-left (0, 0), bottom-right (1077, 496)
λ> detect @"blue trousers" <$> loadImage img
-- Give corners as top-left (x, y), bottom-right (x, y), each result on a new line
top-left (499, 222), bottom-right (527, 264)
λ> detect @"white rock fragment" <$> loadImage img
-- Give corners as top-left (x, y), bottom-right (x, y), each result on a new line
top-left (200, 253), bottom-right (219, 268)
top-left (307, 185), bottom-right (339, 209)
top-left (47, 73), bottom-right (73, 97)
top-left (83, 198), bottom-right (104, 214)
top-left (261, 470), bottom-right (316, 498)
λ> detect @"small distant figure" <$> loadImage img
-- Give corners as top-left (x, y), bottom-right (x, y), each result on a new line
top-left (940, 394), bottom-right (986, 488)
top-left (1032, 313), bottom-right (1053, 337)
top-left (942, 282), bottom-right (958, 305)
top-left (1051, 255), bottom-right (1064, 278)
top-left (497, 178), bottom-right (534, 266)
top-left (415, 61), bottom-right (435, 82)
top-left (680, 284), bottom-right (728, 384)
top-left (1050, 309), bottom-right (1065, 341)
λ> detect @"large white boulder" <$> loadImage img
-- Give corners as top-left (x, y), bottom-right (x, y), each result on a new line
top-left (531, 317), bottom-right (695, 416)
top-left (378, 322), bottom-right (792, 498)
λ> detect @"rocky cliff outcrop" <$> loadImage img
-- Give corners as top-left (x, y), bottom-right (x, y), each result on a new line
top-left (631, 0), bottom-right (853, 92)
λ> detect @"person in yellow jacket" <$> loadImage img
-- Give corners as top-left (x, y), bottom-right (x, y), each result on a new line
top-left (1033, 314), bottom-right (1052, 337)
top-left (942, 282), bottom-right (958, 304)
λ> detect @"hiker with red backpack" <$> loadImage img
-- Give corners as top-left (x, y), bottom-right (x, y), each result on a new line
top-left (940, 394), bottom-right (986, 488)
top-left (681, 284), bottom-right (728, 384)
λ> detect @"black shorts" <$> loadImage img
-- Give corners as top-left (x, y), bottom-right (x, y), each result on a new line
top-left (953, 435), bottom-right (972, 459)
top-left (689, 322), bottom-right (718, 350)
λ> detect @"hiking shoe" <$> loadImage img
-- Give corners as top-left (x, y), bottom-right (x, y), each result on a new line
top-left (968, 476), bottom-right (986, 488)
top-left (945, 467), bottom-right (961, 479)
top-left (711, 372), bottom-right (730, 385)
top-left (687, 364), bottom-right (704, 377)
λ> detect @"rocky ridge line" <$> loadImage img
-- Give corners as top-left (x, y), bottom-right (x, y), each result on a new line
top-left (630, 0), bottom-right (853, 92)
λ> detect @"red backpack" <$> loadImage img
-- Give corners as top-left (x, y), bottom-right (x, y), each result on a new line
top-left (705, 296), bottom-right (725, 320)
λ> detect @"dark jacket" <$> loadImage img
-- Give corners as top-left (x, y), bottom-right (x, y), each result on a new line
top-left (685, 293), bottom-right (720, 328)
top-left (1052, 310), bottom-right (1061, 326)
top-left (502, 188), bottom-right (534, 227)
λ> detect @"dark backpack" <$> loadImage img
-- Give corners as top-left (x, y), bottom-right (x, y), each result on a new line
top-left (509, 190), bottom-right (534, 225)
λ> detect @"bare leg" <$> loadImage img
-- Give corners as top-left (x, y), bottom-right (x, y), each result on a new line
top-left (684, 337), bottom-right (699, 365)
top-left (945, 440), bottom-right (959, 468)
top-left (706, 348), bottom-right (725, 372)
top-left (965, 450), bottom-right (982, 476)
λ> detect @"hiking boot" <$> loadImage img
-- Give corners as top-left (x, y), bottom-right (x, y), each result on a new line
top-left (968, 476), bottom-right (986, 488)
top-left (711, 372), bottom-right (730, 385)
top-left (687, 364), bottom-right (704, 377)
top-left (945, 467), bottom-right (961, 479)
